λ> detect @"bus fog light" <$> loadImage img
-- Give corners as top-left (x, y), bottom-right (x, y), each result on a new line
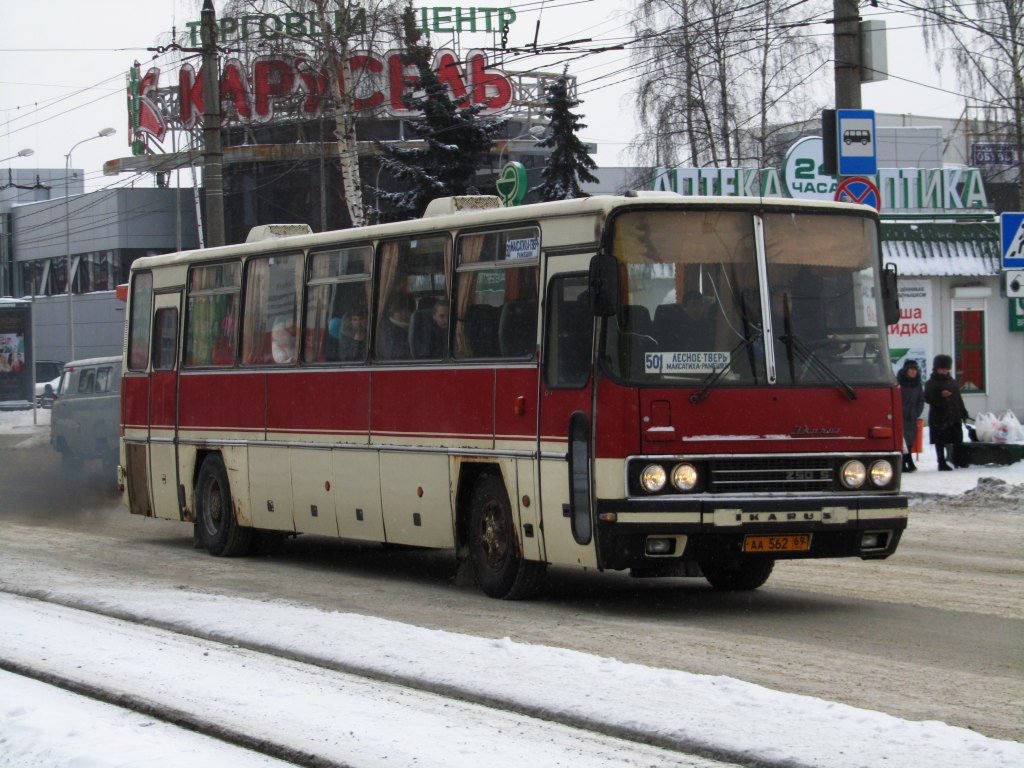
top-left (639, 464), bottom-right (667, 493)
top-left (671, 463), bottom-right (698, 491)
top-left (861, 532), bottom-right (887, 550)
top-left (840, 460), bottom-right (866, 489)
top-left (870, 460), bottom-right (893, 487)
top-left (645, 537), bottom-right (675, 555)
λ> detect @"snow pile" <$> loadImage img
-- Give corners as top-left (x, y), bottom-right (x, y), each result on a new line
top-left (944, 476), bottom-right (1024, 510)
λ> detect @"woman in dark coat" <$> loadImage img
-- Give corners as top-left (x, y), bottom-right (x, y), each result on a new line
top-left (923, 354), bottom-right (969, 471)
top-left (897, 359), bottom-right (925, 472)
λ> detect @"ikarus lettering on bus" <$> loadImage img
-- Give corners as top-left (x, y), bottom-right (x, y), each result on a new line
top-left (645, 351), bottom-right (729, 374)
top-left (505, 236), bottom-right (540, 260)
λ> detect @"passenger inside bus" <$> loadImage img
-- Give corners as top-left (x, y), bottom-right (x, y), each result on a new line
top-left (329, 307), bottom-right (367, 361)
top-left (410, 298), bottom-right (449, 358)
top-left (270, 317), bottom-right (297, 364)
top-left (377, 293), bottom-right (414, 359)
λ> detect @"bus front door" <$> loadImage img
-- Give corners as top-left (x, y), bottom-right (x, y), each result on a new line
top-left (538, 264), bottom-right (598, 569)
top-left (147, 291), bottom-right (184, 519)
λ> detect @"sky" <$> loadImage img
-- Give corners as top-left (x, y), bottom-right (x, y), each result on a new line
top-left (2, 407), bottom-right (1023, 766)
top-left (0, 1), bottom-right (970, 193)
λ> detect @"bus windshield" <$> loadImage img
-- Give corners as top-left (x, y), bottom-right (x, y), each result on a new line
top-left (602, 208), bottom-right (893, 387)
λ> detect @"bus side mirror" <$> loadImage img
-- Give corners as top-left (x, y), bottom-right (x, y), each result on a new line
top-left (588, 253), bottom-right (619, 317)
top-left (882, 263), bottom-right (899, 327)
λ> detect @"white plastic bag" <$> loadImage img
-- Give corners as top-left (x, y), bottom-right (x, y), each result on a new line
top-left (997, 410), bottom-right (1023, 443)
top-left (974, 412), bottom-right (999, 442)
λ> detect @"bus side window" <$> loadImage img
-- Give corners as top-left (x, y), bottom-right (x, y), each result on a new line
top-left (185, 262), bottom-right (241, 368)
top-left (499, 299), bottom-right (538, 357)
top-left (242, 254), bottom-right (301, 366)
top-left (374, 236), bottom-right (450, 362)
top-left (127, 271), bottom-right (153, 371)
top-left (545, 275), bottom-right (592, 388)
top-left (305, 246), bottom-right (372, 365)
top-left (152, 307), bottom-right (179, 370)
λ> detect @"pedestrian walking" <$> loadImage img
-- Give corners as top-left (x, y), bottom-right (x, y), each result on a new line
top-left (923, 354), bottom-right (969, 471)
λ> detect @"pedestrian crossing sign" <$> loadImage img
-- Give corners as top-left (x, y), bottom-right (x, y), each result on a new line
top-left (1002, 212), bottom-right (1024, 268)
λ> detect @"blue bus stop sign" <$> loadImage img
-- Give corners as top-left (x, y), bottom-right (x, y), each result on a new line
top-left (836, 109), bottom-right (877, 177)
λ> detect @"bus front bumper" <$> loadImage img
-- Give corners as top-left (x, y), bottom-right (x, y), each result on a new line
top-left (592, 495), bottom-right (908, 571)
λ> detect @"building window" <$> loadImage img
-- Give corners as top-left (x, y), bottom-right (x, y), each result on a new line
top-left (953, 300), bottom-right (985, 393)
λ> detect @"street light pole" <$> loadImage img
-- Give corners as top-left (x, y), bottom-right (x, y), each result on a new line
top-left (496, 124), bottom-right (545, 170)
top-left (65, 128), bottom-right (115, 360)
top-left (0, 148), bottom-right (34, 163)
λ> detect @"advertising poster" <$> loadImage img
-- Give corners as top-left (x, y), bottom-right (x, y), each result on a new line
top-left (887, 279), bottom-right (932, 377)
top-left (0, 302), bottom-right (31, 402)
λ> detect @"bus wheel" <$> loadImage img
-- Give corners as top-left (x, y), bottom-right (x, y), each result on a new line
top-left (469, 473), bottom-right (545, 600)
top-left (196, 454), bottom-right (252, 557)
top-left (700, 558), bottom-right (774, 590)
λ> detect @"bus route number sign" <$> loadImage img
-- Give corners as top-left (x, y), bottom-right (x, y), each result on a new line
top-left (645, 351), bottom-right (729, 374)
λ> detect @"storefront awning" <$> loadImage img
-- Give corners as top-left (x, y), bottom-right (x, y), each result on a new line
top-left (881, 221), bottom-right (1000, 277)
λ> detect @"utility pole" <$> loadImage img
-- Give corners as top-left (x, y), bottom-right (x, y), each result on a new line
top-left (833, 0), bottom-right (862, 109)
top-left (200, 0), bottom-right (225, 247)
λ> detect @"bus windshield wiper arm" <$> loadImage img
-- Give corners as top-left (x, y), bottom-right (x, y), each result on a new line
top-left (779, 332), bottom-right (857, 400)
top-left (690, 332), bottom-right (760, 403)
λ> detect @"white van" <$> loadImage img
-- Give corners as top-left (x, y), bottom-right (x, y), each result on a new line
top-left (50, 356), bottom-right (122, 476)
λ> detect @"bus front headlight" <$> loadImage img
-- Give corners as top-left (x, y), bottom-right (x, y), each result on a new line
top-left (870, 460), bottom-right (894, 487)
top-left (639, 464), bottom-right (667, 493)
top-left (671, 463), bottom-right (699, 492)
top-left (840, 460), bottom-right (867, 489)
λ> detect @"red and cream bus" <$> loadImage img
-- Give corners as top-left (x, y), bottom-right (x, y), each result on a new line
top-left (120, 193), bottom-right (908, 599)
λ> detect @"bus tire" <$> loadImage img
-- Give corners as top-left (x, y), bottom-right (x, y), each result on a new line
top-left (700, 558), bottom-right (774, 590)
top-left (196, 454), bottom-right (252, 557)
top-left (469, 472), bottom-right (545, 600)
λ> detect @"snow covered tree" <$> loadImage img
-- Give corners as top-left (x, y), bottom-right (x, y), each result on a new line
top-left (531, 70), bottom-right (599, 201)
top-left (374, 4), bottom-right (503, 222)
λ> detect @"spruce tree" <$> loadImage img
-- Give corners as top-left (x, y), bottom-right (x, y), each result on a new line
top-left (374, 4), bottom-right (503, 221)
top-left (532, 70), bottom-right (599, 201)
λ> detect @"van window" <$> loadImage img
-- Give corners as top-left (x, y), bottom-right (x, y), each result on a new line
top-left (95, 367), bottom-right (110, 392)
top-left (78, 369), bottom-right (95, 394)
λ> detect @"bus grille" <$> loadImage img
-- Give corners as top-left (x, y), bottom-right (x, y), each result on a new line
top-left (708, 457), bottom-right (834, 493)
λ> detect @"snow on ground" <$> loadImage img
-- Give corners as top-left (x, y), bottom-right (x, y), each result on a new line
top-left (2, 407), bottom-right (1022, 767)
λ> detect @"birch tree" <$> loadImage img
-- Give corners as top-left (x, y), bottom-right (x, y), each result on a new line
top-left (897, 0), bottom-right (1024, 209)
top-left (206, 0), bottom-right (405, 226)
top-left (629, 0), bottom-right (829, 170)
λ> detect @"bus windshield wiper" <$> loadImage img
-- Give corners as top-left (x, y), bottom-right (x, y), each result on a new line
top-left (690, 331), bottom-right (760, 403)
top-left (779, 331), bottom-right (857, 400)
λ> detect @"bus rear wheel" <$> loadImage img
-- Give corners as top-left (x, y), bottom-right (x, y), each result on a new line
top-left (469, 473), bottom-right (545, 600)
top-left (700, 558), bottom-right (774, 590)
top-left (196, 454), bottom-right (252, 557)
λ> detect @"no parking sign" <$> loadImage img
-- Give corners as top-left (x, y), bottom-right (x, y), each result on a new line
top-left (834, 176), bottom-right (881, 211)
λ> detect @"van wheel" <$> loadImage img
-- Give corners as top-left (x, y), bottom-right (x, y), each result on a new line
top-left (468, 472), bottom-right (545, 600)
top-left (700, 559), bottom-right (774, 590)
top-left (196, 454), bottom-right (252, 557)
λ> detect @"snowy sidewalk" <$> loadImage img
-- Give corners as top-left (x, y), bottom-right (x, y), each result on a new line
top-left (3, 587), bottom-right (1022, 768)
